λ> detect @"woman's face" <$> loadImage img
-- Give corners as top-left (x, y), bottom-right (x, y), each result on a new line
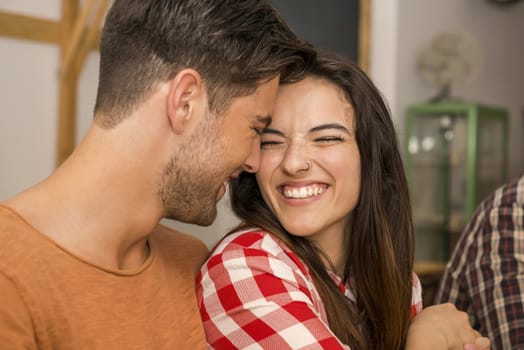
top-left (256, 76), bottom-right (361, 250)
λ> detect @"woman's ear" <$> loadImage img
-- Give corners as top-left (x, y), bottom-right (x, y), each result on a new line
top-left (166, 69), bottom-right (203, 135)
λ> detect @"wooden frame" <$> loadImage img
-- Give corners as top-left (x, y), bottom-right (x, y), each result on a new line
top-left (1, 0), bottom-right (372, 165)
top-left (0, 0), bottom-right (108, 166)
top-left (359, 0), bottom-right (371, 73)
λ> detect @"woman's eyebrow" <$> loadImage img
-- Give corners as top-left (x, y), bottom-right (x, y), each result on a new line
top-left (262, 123), bottom-right (352, 136)
top-left (310, 123), bottom-right (351, 134)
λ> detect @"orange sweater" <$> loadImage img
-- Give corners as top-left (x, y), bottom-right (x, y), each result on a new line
top-left (0, 205), bottom-right (208, 349)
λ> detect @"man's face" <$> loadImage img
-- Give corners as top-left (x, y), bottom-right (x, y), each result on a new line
top-left (161, 76), bottom-right (280, 225)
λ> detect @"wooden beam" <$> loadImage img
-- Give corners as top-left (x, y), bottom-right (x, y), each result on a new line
top-left (0, 4), bottom-right (103, 166)
top-left (0, 10), bottom-right (100, 49)
top-left (56, 0), bottom-right (108, 165)
top-left (358, 0), bottom-right (371, 74)
top-left (71, 0), bottom-right (109, 78)
top-left (86, 0), bottom-right (108, 50)
top-left (0, 11), bottom-right (60, 44)
top-left (60, 0), bottom-right (97, 75)
top-left (56, 0), bottom-right (80, 166)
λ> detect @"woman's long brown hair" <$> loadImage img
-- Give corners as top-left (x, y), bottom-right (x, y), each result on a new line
top-left (229, 50), bottom-right (414, 350)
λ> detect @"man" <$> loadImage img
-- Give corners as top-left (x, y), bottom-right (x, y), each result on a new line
top-left (436, 174), bottom-right (524, 349)
top-left (0, 0), bottom-right (313, 348)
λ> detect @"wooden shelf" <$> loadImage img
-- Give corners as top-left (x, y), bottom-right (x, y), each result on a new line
top-left (414, 261), bottom-right (447, 276)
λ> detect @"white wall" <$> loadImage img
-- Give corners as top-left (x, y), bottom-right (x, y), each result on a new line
top-left (0, 0), bottom-right (60, 200)
top-left (370, 0), bottom-right (400, 126)
top-left (1, 1), bottom-right (523, 249)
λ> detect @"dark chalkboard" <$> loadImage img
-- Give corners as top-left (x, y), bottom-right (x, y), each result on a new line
top-left (271, 0), bottom-right (361, 63)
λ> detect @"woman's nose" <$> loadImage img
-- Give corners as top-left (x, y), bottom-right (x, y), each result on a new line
top-left (280, 141), bottom-right (311, 175)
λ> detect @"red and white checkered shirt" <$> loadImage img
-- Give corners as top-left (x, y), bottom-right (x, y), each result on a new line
top-left (197, 229), bottom-right (423, 349)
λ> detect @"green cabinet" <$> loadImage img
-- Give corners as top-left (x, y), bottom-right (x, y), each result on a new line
top-left (405, 102), bottom-right (508, 262)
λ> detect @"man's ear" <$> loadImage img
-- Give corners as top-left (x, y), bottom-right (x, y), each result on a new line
top-left (166, 69), bottom-right (204, 135)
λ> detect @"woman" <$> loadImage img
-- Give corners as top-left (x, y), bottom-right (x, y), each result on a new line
top-left (197, 51), bottom-right (489, 350)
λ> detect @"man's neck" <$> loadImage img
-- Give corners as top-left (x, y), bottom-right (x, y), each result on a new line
top-left (4, 127), bottom-right (164, 270)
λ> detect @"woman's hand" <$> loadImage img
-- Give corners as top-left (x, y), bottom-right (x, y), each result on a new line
top-left (406, 303), bottom-right (490, 350)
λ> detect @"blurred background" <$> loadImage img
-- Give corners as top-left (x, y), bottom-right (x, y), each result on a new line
top-left (1, 0), bottom-right (523, 278)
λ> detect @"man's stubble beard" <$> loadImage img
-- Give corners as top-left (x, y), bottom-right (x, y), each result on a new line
top-left (159, 118), bottom-right (225, 226)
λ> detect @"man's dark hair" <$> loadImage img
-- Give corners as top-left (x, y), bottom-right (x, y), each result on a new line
top-left (94, 0), bottom-right (314, 127)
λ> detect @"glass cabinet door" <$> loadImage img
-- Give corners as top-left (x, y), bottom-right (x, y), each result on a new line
top-left (406, 103), bottom-right (508, 263)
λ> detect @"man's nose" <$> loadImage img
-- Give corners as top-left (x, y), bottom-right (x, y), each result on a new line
top-left (242, 138), bottom-right (261, 173)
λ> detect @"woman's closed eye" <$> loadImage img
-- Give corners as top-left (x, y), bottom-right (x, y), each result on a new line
top-left (313, 135), bottom-right (345, 144)
top-left (260, 139), bottom-right (284, 149)
top-left (309, 123), bottom-right (352, 145)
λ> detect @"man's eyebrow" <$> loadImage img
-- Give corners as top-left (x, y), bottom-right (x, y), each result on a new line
top-left (256, 115), bottom-right (272, 128)
top-left (310, 123), bottom-right (351, 134)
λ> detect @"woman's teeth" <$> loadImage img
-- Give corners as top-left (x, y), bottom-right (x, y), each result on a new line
top-left (282, 185), bottom-right (326, 199)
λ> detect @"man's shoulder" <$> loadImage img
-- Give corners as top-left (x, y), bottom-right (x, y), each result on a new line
top-left (0, 204), bottom-right (26, 231)
top-left (151, 224), bottom-right (209, 270)
top-left (153, 224), bottom-right (208, 248)
top-left (0, 205), bottom-right (41, 258)
top-left (0, 205), bottom-right (54, 298)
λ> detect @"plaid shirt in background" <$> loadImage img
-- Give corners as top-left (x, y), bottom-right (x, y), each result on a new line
top-left (197, 230), bottom-right (423, 349)
top-left (435, 174), bottom-right (524, 349)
